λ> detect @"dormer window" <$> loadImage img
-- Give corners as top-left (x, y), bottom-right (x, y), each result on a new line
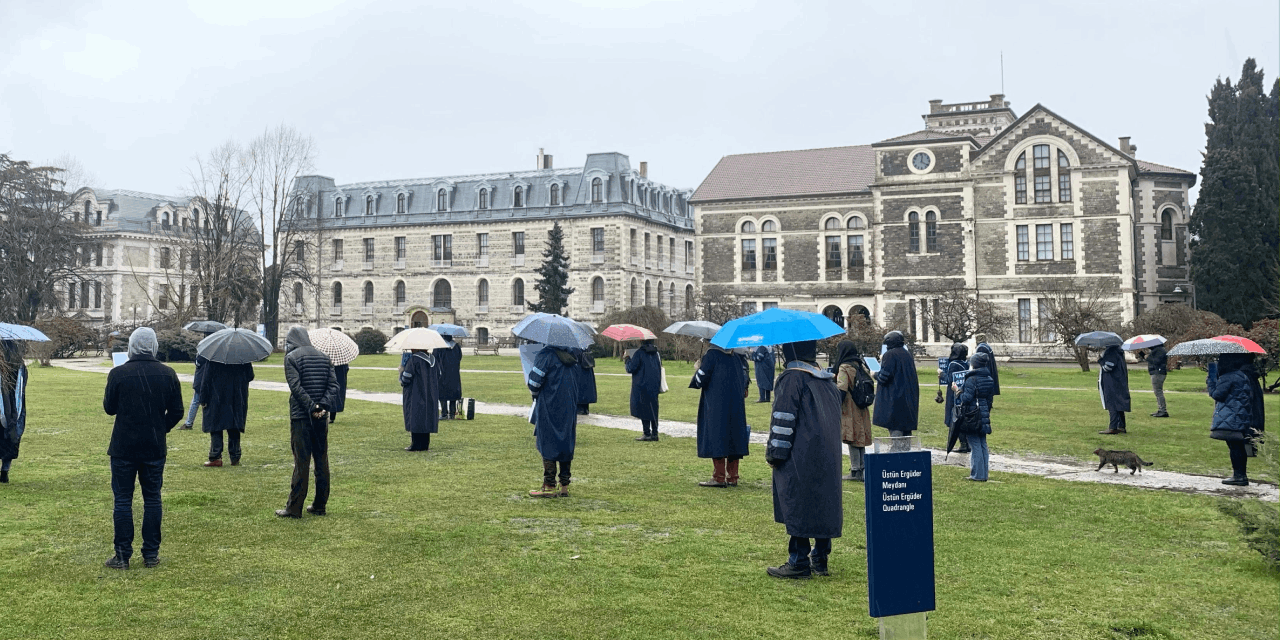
top-left (162, 212), bottom-right (171, 228)
top-left (397, 193), bottom-right (406, 213)
top-left (479, 188), bottom-right (489, 210)
top-left (365, 195), bottom-right (375, 215)
top-left (591, 178), bottom-right (603, 203)
top-left (513, 186), bottom-right (524, 208)
top-left (334, 198), bottom-right (343, 217)
top-left (437, 189), bottom-right (448, 211)
top-left (550, 183), bottom-right (560, 206)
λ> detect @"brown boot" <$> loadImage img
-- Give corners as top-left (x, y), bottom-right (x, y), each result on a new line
top-left (699, 458), bottom-right (728, 487)
top-left (529, 484), bottom-right (559, 498)
top-left (726, 458), bottom-right (741, 486)
top-left (558, 483), bottom-right (569, 497)
top-left (203, 459), bottom-right (223, 467)
top-left (1098, 429), bottom-right (1121, 435)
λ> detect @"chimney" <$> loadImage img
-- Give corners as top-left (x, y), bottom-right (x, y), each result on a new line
top-left (639, 161), bottom-right (648, 178)
top-left (543, 153), bottom-right (553, 169)
top-left (1118, 137), bottom-right (1136, 157)
top-left (928, 99), bottom-right (944, 113)
top-left (536, 148), bottom-right (544, 170)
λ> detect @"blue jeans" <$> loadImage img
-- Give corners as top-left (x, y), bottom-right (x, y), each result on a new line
top-left (788, 536), bottom-right (832, 569)
top-left (968, 433), bottom-right (989, 481)
top-left (185, 392), bottom-right (201, 426)
top-left (110, 457), bottom-right (165, 560)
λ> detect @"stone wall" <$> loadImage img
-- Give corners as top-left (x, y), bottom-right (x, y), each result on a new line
top-left (1082, 182), bottom-right (1119, 217)
top-left (1082, 218), bottom-right (1120, 275)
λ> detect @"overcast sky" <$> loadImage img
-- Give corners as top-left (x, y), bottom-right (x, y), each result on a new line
top-left (2, 0), bottom-right (1276, 205)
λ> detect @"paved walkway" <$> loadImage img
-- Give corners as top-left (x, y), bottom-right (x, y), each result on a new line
top-left (54, 359), bottom-right (1276, 502)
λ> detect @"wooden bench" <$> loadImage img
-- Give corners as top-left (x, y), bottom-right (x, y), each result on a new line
top-left (473, 344), bottom-right (500, 356)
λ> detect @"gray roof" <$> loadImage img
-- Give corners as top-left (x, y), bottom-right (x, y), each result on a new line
top-left (874, 129), bottom-right (973, 145)
top-left (1136, 159), bottom-right (1195, 178)
top-left (690, 145), bottom-right (876, 203)
top-left (92, 189), bottom-right (192, 220)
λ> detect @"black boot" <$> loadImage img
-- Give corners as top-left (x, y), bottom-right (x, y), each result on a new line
top-left (104, 554), bottom-right (129, 570)
top-left (0, 470), bottom-right (8, 483)
top-left (766, 562), bottom-right (811, 579)
top-left (1222, 475), bottom-right (1249, 486)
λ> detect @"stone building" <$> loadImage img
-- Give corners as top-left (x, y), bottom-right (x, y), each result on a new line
top-left (689, 95), bottom-right (1197, 356)
top-left (286, 151), bottom-right (695, 343)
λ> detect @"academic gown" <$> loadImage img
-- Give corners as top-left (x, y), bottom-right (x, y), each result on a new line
top-left (765, 361), bottom-right (843, 539)
top-left (690, 347), bottom-right (750, 459)
top-left (872, 345), bottom-right (920, 432)
top-left (528, 347), bottom-right (579, 462)
top-left (401, 352), bottom-right (440, 434)
top-left (0, 352), bottom-right (27, 461)
top-left (332, 364), bottom-right (349, 413)
top-left (433, 343), bottom-right (463, 401)
top-left (193, 358), bottom-right (254, 433)
top-left (626, 346), bottom-right (662, 422)
top-left (573, 349), bottom-right (598, 405)
top-left (751, 346), bottom-right (776, 392)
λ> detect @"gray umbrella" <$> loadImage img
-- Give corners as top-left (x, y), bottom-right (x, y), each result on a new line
top-left (511, 313), bottom-right (594, 349)
top-left (1074, 331), bottom-right (1123, 349)
top-left (1166, 338), bottom-right (1260, 357)
top-left (196, 328), bottom-right (273, 364)
top-left (662, 320), bottom-right (722, 340)
top-left (184, 320), bottom-right (229, 334)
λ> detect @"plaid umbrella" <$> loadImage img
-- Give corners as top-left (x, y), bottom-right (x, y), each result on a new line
top-left (511, 313), bottom-right (594, 349)
top-left (662, 320), bottom-right (721, 340)
top-left (197, 328), bottom-right (272, 364)
top-left (308, 328), bottom-right (359, 365)
top-left (1168, 336), bottom-right (1266, 356)
top-left (602, 324), bottom-right (658, 341)
top-left (1074, 331), bottom-right (1123, 349)
top-left (1121, 334), bottom-right (1166, 351)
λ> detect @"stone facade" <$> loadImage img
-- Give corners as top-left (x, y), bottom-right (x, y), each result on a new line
top-left (283, 152), bottom-right (695, 343)
top-left (690, 96), bottom-right (1197, 357)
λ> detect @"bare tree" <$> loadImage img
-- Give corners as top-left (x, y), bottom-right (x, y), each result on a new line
top-left (245, 125), bottom-right (317, 345)
top-left (923, 284), bottom-right (1014, 344)
top-left (1034, 279), bottom-right (1122, 372)
top-left (0, 154), bottom-right (93, 323)
top-left (693, 284), bottom-right (743, 326)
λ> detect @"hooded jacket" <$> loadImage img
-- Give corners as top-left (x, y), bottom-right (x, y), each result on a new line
top-left (103, 328), bottom-right (184, 460)
top-left (954, 353), bottom-right (994, 435)
top-left (872, 331), bottom-right (919, 432)
top-left (283, 326), bottom-right (339, 421)
top-left (976, 342), bottom-right (1000, 396)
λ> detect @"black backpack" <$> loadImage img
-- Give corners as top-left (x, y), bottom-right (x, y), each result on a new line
top-left (851, 363), bottom-right (876, 408)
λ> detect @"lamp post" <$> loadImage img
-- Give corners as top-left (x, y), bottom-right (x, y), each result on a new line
top-left (1173, 284), bottom-right (1196, 310)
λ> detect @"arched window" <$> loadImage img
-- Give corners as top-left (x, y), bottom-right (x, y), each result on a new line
top-left (395, 280), bottom-right (406, 305)
top-left (397, 193), bottom-right (406, 213)
top-left (293, 282), bottom-right (303, 306)
top-left (851, 305), bottom-right (871, 323)
top-left (332, 282), bottom-right (343, 305)
top-left (824, 217), bottom-right (839, 230)
top-left (644, 281), bottom-right (652, 306)
top-left (591, 178), bottom-right (603, 203)
top-left (477, 279), bottom-right (489, 306)
top-left (685, 284), bottom-right (694, 312)
top-left (550, 183), bottom-right (560, 206)
top-left (365, 195), bottom-right (374, 215)
top-left (335, 198), bottom-right (343, 217)
top-left (363, 281), bottom-right (374, 305)
top-left (762, 220), bottom-right (776, 232)
top-left (741, 220), bottom-right (756, 233)
top-left (512, 278), bottom-right (525, 306)
top-left (1032, 144), bottom-right (1052, 203)
top-left (925, 211), bottom-right (937, 252)
top-left (478, 188), bottom-right (489, 210)
top-left (908, 212), bottom-right (920, 253)
top-left (657, 280), bottom-right (665, 310)
top-left (162, 212), bottom-right (170, 227)
top-left (630, 278), bottom-right (638, 307)
top-left (1058, 150), bottom-right (1072, 202)
top-left (1160, 209), bottom-right (1174, 241)
top-left (83, 200), bottom-right (91, 222)
top-left (847, 216), bottom-right (865, 230)
top-left (822, 305), bottom-right (845, 328)
top-left (513, 186), bottom-right (524, 208)
top-left (1014, 152), bottom-right (1027, 204)
top-left (591, 277), bottom-right (604, 303)
top-left (669, 283), bottom-right (675, 311)
top-left (433, 279), bottom-right (452, 309)
top-left (437, 189), bottom-right (448, 211)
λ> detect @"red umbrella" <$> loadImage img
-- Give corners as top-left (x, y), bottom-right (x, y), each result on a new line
top-left (601, 324), bottom-right (657, 341)
top-left (1211, 335), bottom-right (1266, 354)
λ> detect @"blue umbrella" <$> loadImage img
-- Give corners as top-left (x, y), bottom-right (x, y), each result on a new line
top-left (428, 323), bottom-right (469, 338)
top-left (1074, 331), bottom-right (1123, 349)
top-left (511, 313), bottom-right (594, 350)
top-left (710, 307), bottom-right (845, 349)
top-left (0, 323), bottom-right (50, 342)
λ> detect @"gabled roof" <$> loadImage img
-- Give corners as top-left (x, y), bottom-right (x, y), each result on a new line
top-left (689, 145), bottom-right (875, 203)
top-left (872, 129), bottom-right (978, 147)
top-left (1136, 159), bottom-right (1196, 181)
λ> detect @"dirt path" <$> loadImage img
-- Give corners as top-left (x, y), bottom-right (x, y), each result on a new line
top-left (54, 358), bottom-right (1276, 502)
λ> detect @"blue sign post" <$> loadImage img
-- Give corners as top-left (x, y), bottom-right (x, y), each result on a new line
top-left (865, 441), bottom-right (935, 635)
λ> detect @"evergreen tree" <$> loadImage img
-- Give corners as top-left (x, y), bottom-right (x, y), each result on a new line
top-left (1189, 58), bottom-right (1280, 326)
top-left (528, 222), bottom-right (575, 314)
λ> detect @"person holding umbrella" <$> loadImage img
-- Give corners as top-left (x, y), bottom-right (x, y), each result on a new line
top-left (179, 321), bottom-right (227, 431)
top-left (1, 340), bottom-right (29, 484)
top-left (527, 342), bottom-right (580, 497)
top-left (1146, 341), bottom-right (1169, 418)
top-left (833, 340), bottom-right (873, 482)
top-left (434, 334), bottom-right (463, 420)
top-left (872, 331), bottom-right (919, 447)
top-left (401, 348), bottom-right (440, 451)
top-left (690, 342), bottom-right (750, 487)
top-left (1097, 344), bottom-right (1131, 434)
top-left (276, 327), bottom-right (339, 518)
top-left (307, 328), bottom-right (359, 424)
top-left (626, 339), bottom-right (663, 441)
top-left (1206, 353), bottom-right (1263, 486)
top-left (192, 356), bottom-right (253, 467)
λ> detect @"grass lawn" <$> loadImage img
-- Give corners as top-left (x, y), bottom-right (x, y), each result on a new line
top-left (0, 366), bottom-right (1276, 639)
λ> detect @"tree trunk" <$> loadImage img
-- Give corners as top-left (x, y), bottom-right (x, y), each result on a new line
top-left (1075, 346), bottom-right (1091, 372)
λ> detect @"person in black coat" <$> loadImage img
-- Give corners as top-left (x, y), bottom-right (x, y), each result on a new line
top-left (765, 340), bottom-right (843, 579)
top-left (872, 331), bottom-right (919, 448)
top-left (528, 345), bottom-right (579, 497)
top-left (193, 356), bottom-right (254, 467)
top-left (940, 343), bottom-right (970, 454)
top-left (276, 326), bottom-right (339, 518)
top-left (573, 348), bottom-right (597, 415)
top-left (751, 345), bottom-right (776, 403)
top-left (434, 335), bottom-right (463, 420)
top-left (401, 350), bottom-right (440, 451)
top-left (1146, 344), bottom-right (1169, 418)
top-left (1097, 344), bottom-right (1131, 434)
top-left (691, 344), bottom-right (750, 487)
top-left (953, 352), bottom-right (995, 482)
top-left (101, 328), bottom-right (184, 569)
top-left (329, 363), bottom-right (349, 424)
top-left (1, 340), bottom-right (29, 484)
top-left (625, 340), bottom-right (662, 441)
top-left (975, 341), bottom-right (1000, 405)
top-left (1208, 353), bottom-right (1265, 485)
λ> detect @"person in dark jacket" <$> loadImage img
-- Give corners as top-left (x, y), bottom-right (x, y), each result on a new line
top-left (276, 327), bottom-right (339, 518)
top-left (940, 343), bottom-right (971, 453)
top-left (179, 355), bottom-right (202, 430)
top-left (401, 349), bottom-right (440, 451)
top-left (872, 331), bottom-right (919, 449)
top-left (1097, 344), bottom-right (1131, 434)
top-left (193, 356), bottom-right (254, 467)
top-left (751, 345), bottom-right (776, 403)
top-left (625, 340), bottom-right (662, 441)
top-left (765, 340), bottom-right (843, 579)
top-left (101, 328), bottom-right (184, 569)
top-left (573, 348), bottom-right (598, 415)
top-left (434, 335), bottom-right (463, 420)
top-left (691, 344), bottom-right (750, 487)
top-left (975, 341), bottom-right (1000, 405)
top-left (1, 340), bottom-right (29, 484)
top-left (1146, 344), bottom-right (1169, 418)
top-left (527, 345), bottom-right (579, 497)
top-left (1208, 353), bottom-right (1265, 486)
top-left (329, 363), bottom-right (349, 424)
top-left (953, 352), bottom-right (995, 481)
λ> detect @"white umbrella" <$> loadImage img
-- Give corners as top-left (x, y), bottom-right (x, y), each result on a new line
top-left (663, 320), bottom-right (721, 340)
top-left (385, 327), bottom-right (448, 351)
top-left (1121, 334), bottom-right (1166, 351)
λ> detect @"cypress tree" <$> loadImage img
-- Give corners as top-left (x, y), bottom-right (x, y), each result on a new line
top-left (1189, 58), bottom-right (1280, 326)
top-left (528, 221), bottom-right (575, 314)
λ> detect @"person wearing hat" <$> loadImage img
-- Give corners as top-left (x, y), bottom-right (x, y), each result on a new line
top-left (953, 352), bottom-right (995, 481)
top-left (765, 340), bottom-right (843, 579)
top-left (872, 331), bottom-right (919, 449)
top-left (832, 340), bottom-right (874, 481)
top-left (625, 339), bottom-right (663, 441)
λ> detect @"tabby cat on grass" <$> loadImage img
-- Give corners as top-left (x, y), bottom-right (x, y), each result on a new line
top-left (1093, 448), bottom-right (1154, 475)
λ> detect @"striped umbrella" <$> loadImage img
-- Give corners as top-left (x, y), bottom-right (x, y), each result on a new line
top-left (308, 328), bottom-right (359, 365)
top-left (1121, 334), bottom-right (1166, 351)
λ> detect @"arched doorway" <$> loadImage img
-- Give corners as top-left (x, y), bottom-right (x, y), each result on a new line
top-left (849, 305), bottom-right (871, 324)
top-left (411, 311), bottom-right (428, 328)
top-left (821, 305), bottom-right (845, 328)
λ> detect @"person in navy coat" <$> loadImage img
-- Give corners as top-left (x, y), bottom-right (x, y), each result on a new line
top-left (527, 345), bottom-right (579, 497)
top-left (751, 346), bottom-right (776, 403)
top-left (400, 350), bottom-right (440, 451)
top-left (690, 344), bottom-right (750, 487)
top-left (625, 340), bottom-right (662, 441)
top-left (1097, 344), bottom-right (1131, 434)
top-left (433, 336), bottom-right (463, 420)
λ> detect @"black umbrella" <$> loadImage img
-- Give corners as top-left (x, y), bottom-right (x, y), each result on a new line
top-left (185, 320), bottom-right (229, 334)
top-left (1074, 331), bottom-right (1123, 349)
top-left (945, 420), bottom-right (962, 459)
top-left (196, 328), bottom-right (272, 364)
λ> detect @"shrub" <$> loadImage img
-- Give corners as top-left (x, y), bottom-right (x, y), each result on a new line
top-left (29, 317), bottom-right (97, 364)
top-left (594, 306), bottom-right (703, 363)
top-left (155, 329), bottom-right (200, 362)
top-left (352, 328), bottom-right (388, 355)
